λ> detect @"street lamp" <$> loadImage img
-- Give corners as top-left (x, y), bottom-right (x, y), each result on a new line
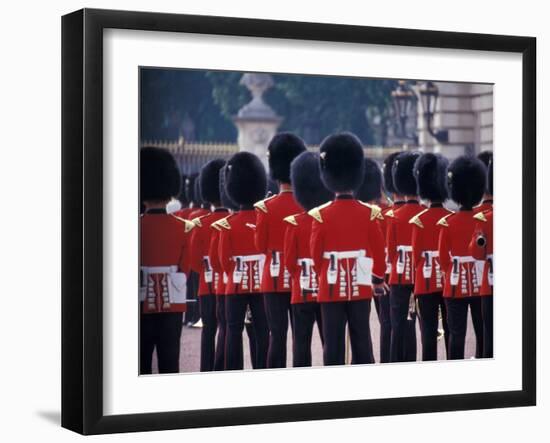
top-left (391, 80), bottom-right (417, 144)
top-left (418, 81), bottom-right (449, 143)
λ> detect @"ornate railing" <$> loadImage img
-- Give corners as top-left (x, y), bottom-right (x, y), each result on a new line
top-left (141, 137), bottom-right (406, 174)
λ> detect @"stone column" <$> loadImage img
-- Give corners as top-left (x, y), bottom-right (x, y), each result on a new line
top-left (233, 73), bottom-right (283, 167)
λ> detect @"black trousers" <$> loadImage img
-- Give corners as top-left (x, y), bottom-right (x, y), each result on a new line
top-left (417, 292), bottom-right (449, 361)
top-left (264, 292), bottom-right (292, 368)
top-left (291, 302), bottom-right (323, 367)
top-left (468, 296), bottom-right (484, 358)
top-left (320, 299), bottom-right (374, 366)
top-left (139, 307), bottom-right (183, 374)
top-left (373, 293), bottom-right (391, 363)
top-left (445, 298), bottom-right (469, 360)
top-left (215, 296), bottom-right (258, 370)
top-left (481, 295), bottom-right (494, 358)
top-left (199, 294), bottom-right (217, 371)
top-left (389, 285), bottom-right (416, 362)
top-left (225, 294), bottom-right (268, 370)
top-left (185, 271), bottom-right (200, 325)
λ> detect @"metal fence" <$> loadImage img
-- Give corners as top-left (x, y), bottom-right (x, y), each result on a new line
top-left (141, 137), bottom-right (406, 174)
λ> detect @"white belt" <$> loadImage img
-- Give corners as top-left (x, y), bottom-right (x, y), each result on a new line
top-left (234, 254), bottom-right (265, 262)
top-left (487, 254), bottom-right (493, 260)
top-left (396, 245), bottom-right (413, 253)
top-left (323, 249), bottom-right (366, 260)
top-left (141, 265), bottom-right (178, 273)
top-left (297, 258), bottom-right (314, 266)
top-left (452, 255), bottom-right (475, 263)
top-left (423, 250), bottom-right (439, 257)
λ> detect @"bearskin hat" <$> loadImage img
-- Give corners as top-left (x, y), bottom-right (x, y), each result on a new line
top-left (199, 158), bottom-right (226, 204)
top-left (140, 147), bottom-right (181, 202)
top-left (266, 178), bottom-right (280, 197)
top-left (219, 164), bottom-right (238, 211)
top-left (184, 173), bottom-right (198, 204)
top-left (447, 155), bottom-right (487, 209)
top-left (414, 153), bottom-right (449, 203)
top-left (225, 151), bottom-right (267, 206)
top-left (383, 151), bottom-right (401, 195)
top-left (177, 174), bottom-right (189, 206)
top-left (291, 151), bottom-right (334, 211)
top-left (267, 132), bottom-right (307, 184)
top-left (194, 177), bottom-right (205, 206)
top-left (319, 132), bottom-right (365, 193)
top-left (393, 151), bottom-right (421, 196)
top-left (487, 158), bottom-right (493, 196)
top-left (354, 158), bottom-right (382, 203)
top-left (477, 151), bottom-right (493, 195)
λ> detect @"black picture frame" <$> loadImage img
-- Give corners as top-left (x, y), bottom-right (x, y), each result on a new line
top-left (62, 8), bottom-right (536, 435)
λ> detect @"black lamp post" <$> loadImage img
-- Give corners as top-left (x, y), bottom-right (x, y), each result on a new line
top-left (418, 81), bottom-right (449, 143)
top-left (391, 80), bottom-right (417, 144)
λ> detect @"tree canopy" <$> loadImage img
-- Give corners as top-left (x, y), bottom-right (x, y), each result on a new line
top-left (140, 68), bottom-right (397, 145)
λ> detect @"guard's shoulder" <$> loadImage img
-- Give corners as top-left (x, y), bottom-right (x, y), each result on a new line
top-left (283, 214), bottom-right (299, 226)
top-left (436, 213), bottom-right (454, 227)
top-left (254, 194), bottom-right (277, 213)
top-left (191, 213), bottom-right (209, 228)
top-left (408, 208), bottom-right (429, 228)
top-left (210, 220), bottom-right (222, 231)
top-left (216, 215), bottom-right (233, 230)
top-left (384, 208), bottom-right (395, 218)
top-left (473, 211), bottom-right (488, 222)
top-left (358, 201), bottom-right (384, 221)
top-left (171, 215), bottom-right (196, 233)
top-left (307, 201), bottom-right (333, 223)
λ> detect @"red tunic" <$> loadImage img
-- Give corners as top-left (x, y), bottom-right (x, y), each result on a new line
top-left (219, 210), bottom-right (265, 295)
top-left (386, 201), bottom-right (424, 285)
top-left (410, 205), bottom-right (453, 295)
top-left (438, 210), bottom-right (483, 298)
top-left (469, 210), bottom-right (493, 296)
top-left (208, 221), bottom-right (228, 295)
top-left (283, 212), bottom-right (319, 304)
top-left (189, 209), bottom-right (230, 296)
top-left (254, 191), bottom-right (303, 293)
top-left (140, 211), bottom-right (195, 313)
top-left (310, 198), bottom-right (386, 302)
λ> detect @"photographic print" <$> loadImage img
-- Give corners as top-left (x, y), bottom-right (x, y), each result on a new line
top-left (139, 67), bottom-right (494, 374)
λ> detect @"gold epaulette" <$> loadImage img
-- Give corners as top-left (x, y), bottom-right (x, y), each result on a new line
top-left (358, 201), bottom-right (384, 221)
top-left (307, 201), bottom-right (332, 223)
top-left (436, 213), bottom-right (453, 227)
top-left (409, 208), bottom-right (429, 229)
top-left (473, 211), bottom-right (488, 222)
top-left (191, 216), bottom-right (204, 228)
top-left (283, 215), bottom-right (298, 226)
top-left (217, 216), bottom-right (231, 230)
top-left (385, 209), bottom-right (395, 218)
top-left (253, 195), bottom-right (277, 213)
top-left (171, 215), bottom-right (196, 233)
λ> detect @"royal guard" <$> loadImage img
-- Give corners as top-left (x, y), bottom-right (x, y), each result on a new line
top-left (283, 151), bottom-right (333, 366)
top-left (254, 133), bottom-right (307, 368)
top-left (438, 155), bottom-right (487, 359)
top-left (209, 165), bottom-right (258, 370)
top-left (189, 159), bottom-right (229, 371)
top-left (139, 147), bottom-right (195, 374)
top-left (386, 151), bottom-right (422, 362)
top-left (466, 150), bottom-right (494, 358)
top-left (354, 157), bottom-right (389, 363)
top-left (310, 133), bottom-right (386, 365)
top-left (219, 152), bottom-right (270, 370)
top-left (470, 158), bottom-right (493, 358)
top-left (410, 153), bottom-right (451, 360)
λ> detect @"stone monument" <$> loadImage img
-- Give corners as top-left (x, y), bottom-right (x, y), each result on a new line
top-left (233, 73), bottom-right (283, 167)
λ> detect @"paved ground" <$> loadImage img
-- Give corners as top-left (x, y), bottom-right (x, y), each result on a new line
top-left (151, 300), bottom-right (478, 373)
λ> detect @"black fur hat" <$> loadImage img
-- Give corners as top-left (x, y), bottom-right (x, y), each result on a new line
top-left (291, 151), bottom-right (334, 211)
top-left (267, 178), bottom-right (280, 197)
top-left (383, 151), bottom-right (401, 195)
top-left (354, 158), bottom-right (382, 202)
top-left (319, 132), bottom-right (365, 193)
top-left (194, 177), bottom-right (205, 206)
top-left (219, 164), bottom-right (239, 211)
top-left (414, 153), bottom-right (449, 203)
top-left (447, 155), bottom-right (487, 209)
top-left (267, 132), bottom-right (307, 184)
top-left (199, 158), bottom-right (226, 204)
top-left (393, 151), bottom-right (421, 196)
top-left (477, 151), bottom-right (493, 195)
top-left (487, 158), bottom-right (493, 196)
top-left (184, 173), bottom-right (198, 204)
top-left (225, 151), bottom-right (267, 206)
top-left (177, 174), bottom-right (189, 206)
top-left (140, 147), bottom-right (181, 202)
